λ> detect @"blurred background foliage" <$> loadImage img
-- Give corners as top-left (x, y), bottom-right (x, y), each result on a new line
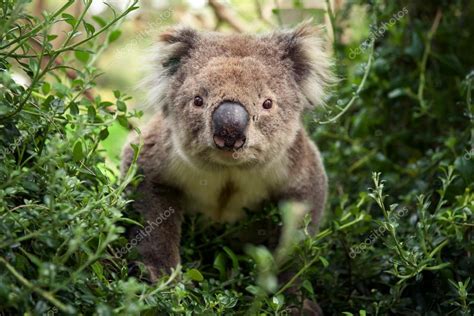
top-left (0, 0), bottom-right (473, 315)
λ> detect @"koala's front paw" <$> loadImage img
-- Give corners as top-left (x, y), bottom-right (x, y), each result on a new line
top-left (127, 261), bottom-right (157, 283)
top-left (302, 299), bottom-right (323, 316)
top-left (128, 259), bottom-right (180, 283)
top-left (287, 299), bottom-right (323, 316)
top-left (142, 251), bottom-right (181, 282)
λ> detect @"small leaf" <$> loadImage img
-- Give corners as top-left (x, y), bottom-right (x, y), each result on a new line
top-left (117, 115), bottom-right (129, 128)
top-left (319, 256), bottom-right (329, 268)
top-left (42, 82), bottom-right (50, 94)
top-left (99, 128), bottom-right (109, 140)
top-left (92, 15), bottom-right (107, 27)
top-left (223, 246), bottom-right (240, 271)
top-left (213, 252), bottom-right (227, 280)
top-left (73, 140), bottom-right (84, 161)
top-left (61, 13), bottom-right (76, 27)
top-left (74, 50), bottom-right (90, 63)
top-left (116, 100), bottom-right (126, 112)
top-left (302, 280), bottom-right (314, 294)
top-left (99, 101), bottom-right (114, 108)
top-left (388, 88), bottom-right (406, 99)
top-left (246, 285), bottom-right (263, 296)
top-left (47, 34), bottom-right (58, 41)
top-left (83, 21), bottom-right (95, 35)
top-left (69, 102), bottom-right (79, 115)
top-left (185, 268), bottom-right (204, 282)
top-left (87, 106), bottom-right (96, 121)
top-left (108, 30), bottom-right (122, 43)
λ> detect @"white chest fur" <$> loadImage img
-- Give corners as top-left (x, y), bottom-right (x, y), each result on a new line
top-left (163, 155), bottom-right (288, 223)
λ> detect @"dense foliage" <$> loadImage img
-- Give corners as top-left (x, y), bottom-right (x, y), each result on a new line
top-left (0, 0), bottom-right (473, 315)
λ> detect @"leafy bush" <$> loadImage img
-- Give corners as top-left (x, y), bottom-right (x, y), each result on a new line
top-left (0, 0), bottom-right (473, 315)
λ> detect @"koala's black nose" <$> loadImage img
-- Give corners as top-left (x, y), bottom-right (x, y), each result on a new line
top-left (212, 101), bottom-right (249, 150)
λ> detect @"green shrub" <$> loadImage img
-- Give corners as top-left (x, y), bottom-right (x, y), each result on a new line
top-left (0, 0), bottom-right (473, 315)
top-left (0, 1), bottom-right (148, 314)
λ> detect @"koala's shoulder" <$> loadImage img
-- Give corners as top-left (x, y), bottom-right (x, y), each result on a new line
top-left (121, 113), bottom-right (172, 178)
top-left (285, 129), bottom-right (326, 184)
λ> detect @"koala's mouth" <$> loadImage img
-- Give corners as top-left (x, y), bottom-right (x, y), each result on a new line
top-left (207, 143), bottom-right (264, 167)
top-left (213, 135), bottom-right (246, 151)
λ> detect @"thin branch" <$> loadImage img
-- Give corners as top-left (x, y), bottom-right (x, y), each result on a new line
top-left (209, 0), bottom-right (247, 33)
top-left (325, 0), bottom-right (337, 50)
top-left (417, 8), bottom-right (442, 112)
top-left (318, 39), bottom-right (375, 124)
top-left (254, 0), bottom-right (274, 27)
top-left (0, 257), bottom-right (72, 313)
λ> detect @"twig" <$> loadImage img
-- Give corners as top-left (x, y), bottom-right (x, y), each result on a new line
top-left (28, 37), bottom-right (94, 101)
top-left (273, 0), bottom-right (283, 26)
top-left (275, 255), bottom-right (319, 295)
top-left (417, 8), bottom-right (442, 112)
top-left (317, 39), bottom-right (374, 124)
top-left (254, 0), bottom-right (274, 27)
top-left (0, 257), bottom-right (72, 313)
top-left (208, 0), bottom-right (247, 33)
top-left (325, 0), bottom-right (337, 50)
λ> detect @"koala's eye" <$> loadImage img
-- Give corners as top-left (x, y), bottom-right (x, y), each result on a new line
top-left (193, 96), bottom-right (203, 107)
top-left (262, 99), bottom-right (273, 109)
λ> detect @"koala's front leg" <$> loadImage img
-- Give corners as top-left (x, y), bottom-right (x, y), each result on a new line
top-left (274, 134), bottom-right (327, 315)
top-left (280, 135), bottom-right (328, 232)
top-left (131, 181), bottom-right (183, 281)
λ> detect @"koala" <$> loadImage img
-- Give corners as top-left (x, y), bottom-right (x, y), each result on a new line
top-left (121, 21), bottom-right (334, 281)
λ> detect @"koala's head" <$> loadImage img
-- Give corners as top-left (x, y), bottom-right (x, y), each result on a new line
top-left (146, 22), bottom-right (334, 169)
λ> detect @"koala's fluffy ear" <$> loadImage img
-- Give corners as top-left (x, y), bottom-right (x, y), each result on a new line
top-left (158, 27), bottom-right (198, 75)
top-left (275, 21), bottom-right (336, 108)
top-left (144, 27), bottom-right (198, 111)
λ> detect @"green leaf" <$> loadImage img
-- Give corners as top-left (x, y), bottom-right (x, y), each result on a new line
top-left (99, 128), bottom-right (109, 140)
top-left (245, 285), bottom-right (263, 296)
top-left (74, 50), bottom-right (90, 63)
top-left (213, 252), bottom-right (227, 280)
top-left (223, 246), bottom-right (240, 271)
top-left (99, 101), bottom-right (114, 108)
top-left (185, 268), bottom-right (204, 282)
top-left (117, 115), bottom-right (129, 128)
top-left (319, 256), bottom-right (329, 268)
top-left (61, 13), bottom-right (76, 27)
top-left (69, 102), bottom-right (79, 115)
top-left (87, 105), bottom-right (96, 121)
top-left (72, 140), bottom-right (84, 161)
top-left (53, 82), bottom-right (69, 97)
top-left (41, 82), bottom-right (50, 94)
top-left (83, 21), bottom-right (95, 35)
top-left (92, 15), bottom-right (107, 27)
top-left (116, 100), bottom-right (126, 112)
top-left (302, 280), bottom-right (314, 294)
top-left (108, 30), bottom-right (122, 43)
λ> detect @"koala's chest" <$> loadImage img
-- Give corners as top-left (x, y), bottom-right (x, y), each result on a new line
top-left (165, 162), bottom-right (287, 223)
top-left (186, 172), bottom-right (271, 222)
